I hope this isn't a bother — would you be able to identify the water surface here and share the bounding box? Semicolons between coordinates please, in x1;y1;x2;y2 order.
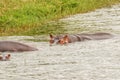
0;4;120;80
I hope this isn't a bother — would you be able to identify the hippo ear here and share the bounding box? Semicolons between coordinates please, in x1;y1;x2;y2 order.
63;35;68;40
8;54;11;57
63;35;69;43
49;34;53;38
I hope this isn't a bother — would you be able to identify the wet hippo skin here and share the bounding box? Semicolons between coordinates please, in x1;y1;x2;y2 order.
0;41;38;52
49;32;113;45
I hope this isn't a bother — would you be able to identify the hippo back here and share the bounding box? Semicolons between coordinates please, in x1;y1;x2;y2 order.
0;41;38;52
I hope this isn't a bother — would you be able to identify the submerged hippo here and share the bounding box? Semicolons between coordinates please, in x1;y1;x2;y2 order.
0;41;38;52
49;32;113;45
0;53;11;61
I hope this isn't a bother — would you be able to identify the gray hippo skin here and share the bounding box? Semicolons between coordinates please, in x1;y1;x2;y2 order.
0;41;38;52
49;32;113;45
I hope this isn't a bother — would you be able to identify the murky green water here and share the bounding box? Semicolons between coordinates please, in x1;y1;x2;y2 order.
0;4;120;80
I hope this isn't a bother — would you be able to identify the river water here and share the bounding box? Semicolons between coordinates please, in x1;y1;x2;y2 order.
0;4;120;80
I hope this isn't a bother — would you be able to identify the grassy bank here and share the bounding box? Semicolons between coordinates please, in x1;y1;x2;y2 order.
0;0;120;36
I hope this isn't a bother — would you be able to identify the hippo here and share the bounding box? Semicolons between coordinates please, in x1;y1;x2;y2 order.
49;32;113;45
0;53;11;61
0;41;38;52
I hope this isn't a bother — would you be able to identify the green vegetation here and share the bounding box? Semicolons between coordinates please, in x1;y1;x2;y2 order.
0;0;120;36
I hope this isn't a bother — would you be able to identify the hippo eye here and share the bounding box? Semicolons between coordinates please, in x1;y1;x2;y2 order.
57;40;62;44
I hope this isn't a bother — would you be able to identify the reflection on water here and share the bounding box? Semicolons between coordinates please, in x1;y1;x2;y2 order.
0;4;120;80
